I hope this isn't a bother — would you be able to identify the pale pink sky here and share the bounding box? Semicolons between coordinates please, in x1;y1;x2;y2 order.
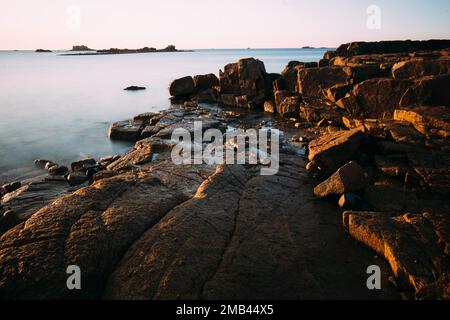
1;0;449;50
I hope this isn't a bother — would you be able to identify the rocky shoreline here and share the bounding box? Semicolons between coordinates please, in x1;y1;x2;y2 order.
1;40;449;300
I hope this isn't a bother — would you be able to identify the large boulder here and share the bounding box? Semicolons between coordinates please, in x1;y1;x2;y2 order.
169;76;195;97
399;74;450;107
392;58;450;79
280;61;303;93
314;161;368;198
308;127;366;175
353;78;412;118
298;67;348;100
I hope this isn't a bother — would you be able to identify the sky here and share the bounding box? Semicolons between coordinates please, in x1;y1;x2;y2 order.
0;0;449;50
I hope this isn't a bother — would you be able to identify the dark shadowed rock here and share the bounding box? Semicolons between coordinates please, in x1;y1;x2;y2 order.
314;161;368;198
326;83;353;102
65;172;89;186
277;96;301;118
193;74;219;90
298;67;348;100
394;106;450;138
109;120;144;142
343;211;450;299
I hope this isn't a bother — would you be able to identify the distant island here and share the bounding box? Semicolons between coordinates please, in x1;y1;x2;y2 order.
35;49;52;53
70;45;95;51
62;45;190;56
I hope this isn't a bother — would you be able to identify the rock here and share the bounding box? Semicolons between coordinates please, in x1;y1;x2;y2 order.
318;59;329;67
392;58;450;79
109;120;143;142
274;90;292;108
71;158;97;173
99;155;121;167
394;106;450;138
193;74;219;90
363;182;418;212
280;61;302;93
220;94;236;107
335;40;450;57
34;159;53;168
0;180;68;224
124;86;146;91
343;211;450;299
264;101;276;113
195;88;219;103
35;49;52;53
308;127;366;175
326;83;353;102
45;162;57;171
343;64;388;84
353;78;412;118
1;181;22;194
0;211;19;237
47;165;69;176
140;125;161;139
169;76;195;97
133;112;157;123
65;172;89;186
297;67;348;100
399;74;450;108
338;193;363;210
314;161;368;198
277;96;301;118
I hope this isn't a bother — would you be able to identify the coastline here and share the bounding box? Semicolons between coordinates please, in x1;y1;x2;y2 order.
1;39;449;300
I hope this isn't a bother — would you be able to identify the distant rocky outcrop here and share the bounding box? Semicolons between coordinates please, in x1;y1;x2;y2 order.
70;45;94;51
35;49;52;53
1;39;450;300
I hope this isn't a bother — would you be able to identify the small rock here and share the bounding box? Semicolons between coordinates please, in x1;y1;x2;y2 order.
2;181;22;194
264;101;276;113
71;158;97;173
34;159;53;168
314;161;368;198
184;100;198;108
65;173;89;186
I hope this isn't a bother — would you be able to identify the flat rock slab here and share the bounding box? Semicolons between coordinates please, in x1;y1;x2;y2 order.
343;211;450;299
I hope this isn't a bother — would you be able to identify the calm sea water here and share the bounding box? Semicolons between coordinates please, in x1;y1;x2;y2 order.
0;48;328;181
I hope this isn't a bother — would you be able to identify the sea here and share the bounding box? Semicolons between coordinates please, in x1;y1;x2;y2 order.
0;48;329;182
